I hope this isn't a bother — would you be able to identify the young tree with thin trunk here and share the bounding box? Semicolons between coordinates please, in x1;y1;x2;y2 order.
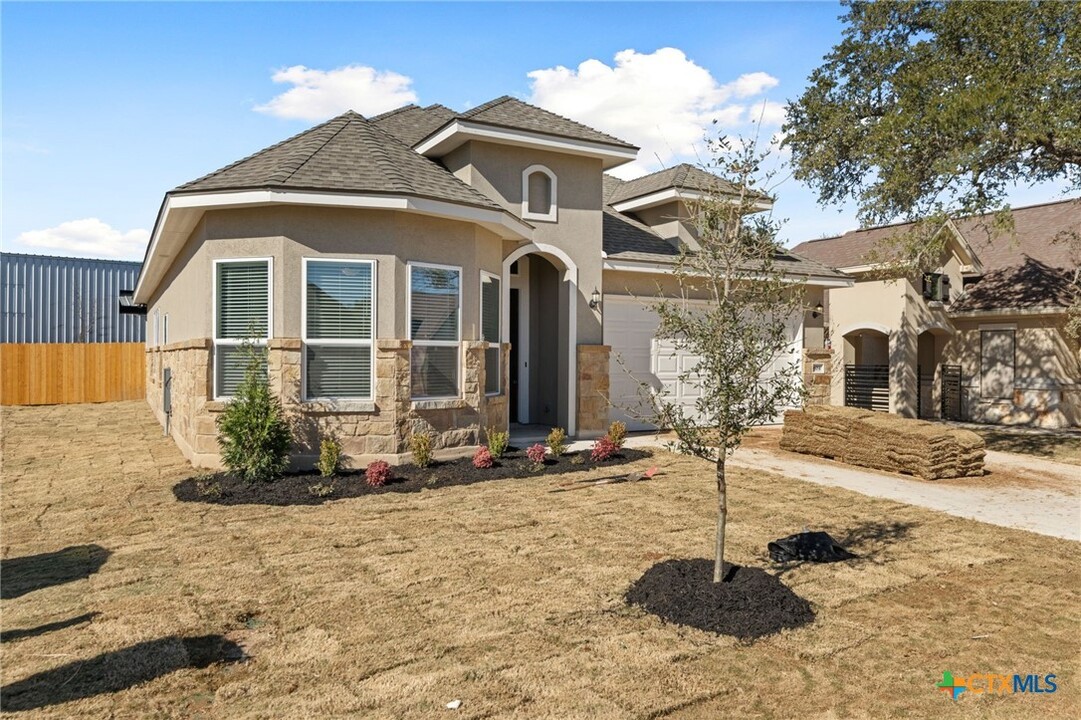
638;135;805;583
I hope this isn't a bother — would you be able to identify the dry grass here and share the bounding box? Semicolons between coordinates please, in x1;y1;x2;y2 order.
969;426;1081;467
1;401;1078;719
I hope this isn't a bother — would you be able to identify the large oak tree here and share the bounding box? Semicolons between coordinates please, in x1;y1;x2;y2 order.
783;0;1080;225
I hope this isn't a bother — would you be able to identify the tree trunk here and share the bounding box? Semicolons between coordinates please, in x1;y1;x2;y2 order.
714;453;728;583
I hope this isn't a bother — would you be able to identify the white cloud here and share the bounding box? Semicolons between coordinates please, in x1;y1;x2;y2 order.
254;64;418;121
527;48;781;178
16;218;149;259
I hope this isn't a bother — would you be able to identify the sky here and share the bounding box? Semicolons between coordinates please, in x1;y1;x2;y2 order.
1;1;1071;260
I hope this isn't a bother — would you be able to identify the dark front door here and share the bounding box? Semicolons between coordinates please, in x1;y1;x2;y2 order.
509;288;520;422
941;365;962;420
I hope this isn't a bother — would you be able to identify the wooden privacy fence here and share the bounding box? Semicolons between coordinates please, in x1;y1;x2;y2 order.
1;343;145;406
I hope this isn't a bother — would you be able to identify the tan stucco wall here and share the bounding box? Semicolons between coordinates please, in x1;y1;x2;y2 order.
442;141;604;345
632;201;697;250
146;205;505;345
944;315;1080;427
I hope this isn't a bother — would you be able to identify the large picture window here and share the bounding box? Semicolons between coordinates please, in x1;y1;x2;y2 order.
214;259;271;398
409;263;461;398
303;259;375;400
480;272;501;394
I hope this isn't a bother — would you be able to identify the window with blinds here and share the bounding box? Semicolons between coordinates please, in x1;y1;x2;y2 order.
481;273;500;394
303;259;375;400
410;263;461;398
214;259;270;398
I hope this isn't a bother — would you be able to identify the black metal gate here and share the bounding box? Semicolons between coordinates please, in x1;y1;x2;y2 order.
941;365;962;420
844;364;890;412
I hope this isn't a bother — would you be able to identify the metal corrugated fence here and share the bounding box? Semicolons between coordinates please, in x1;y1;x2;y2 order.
1;253;146;343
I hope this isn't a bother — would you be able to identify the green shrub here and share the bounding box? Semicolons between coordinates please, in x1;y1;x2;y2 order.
569;454;585;465
546;427;567;457
195;475;223;499
485;427;510;458
216;344;292;482
607;420;627;449
308;481;335;498
317;437;342;477
410;432;434;468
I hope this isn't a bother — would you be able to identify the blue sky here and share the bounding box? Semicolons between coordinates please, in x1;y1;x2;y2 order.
1;1;1069;259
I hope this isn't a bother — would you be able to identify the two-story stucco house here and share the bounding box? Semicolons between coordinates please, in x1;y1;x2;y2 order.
133;96;848;467
792;198;1080;428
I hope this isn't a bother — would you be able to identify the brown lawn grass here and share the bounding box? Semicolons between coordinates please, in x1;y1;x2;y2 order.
1;401;1078;719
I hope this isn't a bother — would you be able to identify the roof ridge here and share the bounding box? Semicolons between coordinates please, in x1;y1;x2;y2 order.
369;104;418;122
459;95;515;118
363;120;420;192
272;115;355;185
174;113;348;191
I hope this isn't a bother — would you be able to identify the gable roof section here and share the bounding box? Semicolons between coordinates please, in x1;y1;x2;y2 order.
791;198;1080;273
950;258;1076;313
458;96;636;150
601;176;847;280
371;103;457;147
175;111;503;212
607;163;744;205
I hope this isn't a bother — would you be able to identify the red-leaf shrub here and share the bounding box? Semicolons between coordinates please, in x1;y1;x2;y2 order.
591;436;618;461
472;446;494;469
526;443;547;466
365;460;391;487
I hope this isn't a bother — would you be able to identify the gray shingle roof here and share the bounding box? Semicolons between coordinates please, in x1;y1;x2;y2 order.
791;198;1080;273
371;103;457;147
457;96;637;149
602;177;846;278
951;258;1075;312
606;163;753;204
174;111;504;212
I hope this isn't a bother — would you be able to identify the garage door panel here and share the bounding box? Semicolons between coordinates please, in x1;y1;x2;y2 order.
604;295;803;431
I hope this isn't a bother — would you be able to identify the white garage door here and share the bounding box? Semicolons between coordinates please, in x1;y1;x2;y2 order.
603;295;803;431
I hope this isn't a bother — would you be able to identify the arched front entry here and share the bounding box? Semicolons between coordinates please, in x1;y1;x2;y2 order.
841;325;890;412
502;243;578;436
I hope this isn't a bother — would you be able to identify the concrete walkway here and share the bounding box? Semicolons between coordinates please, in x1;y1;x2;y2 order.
548;433;1081;541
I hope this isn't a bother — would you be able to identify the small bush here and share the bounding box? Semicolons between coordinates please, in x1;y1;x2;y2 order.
195;475;223;499
486;427;510;458
607;421;627;449
365;460;391;488
308;481;335;498
569;454;585;465
216;344;292;482
410;432;434;468
472;447;494;469
546;427;567;457
591;435;619;462
526;443;547;471
317;437;342;477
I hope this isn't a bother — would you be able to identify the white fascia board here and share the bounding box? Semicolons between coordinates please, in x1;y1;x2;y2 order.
602;258;853;287
611;188;773;214
134;189;532;303
415;120;639;169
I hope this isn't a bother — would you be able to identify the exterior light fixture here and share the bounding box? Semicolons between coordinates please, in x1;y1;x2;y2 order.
589;288;601;309
812;302;824;319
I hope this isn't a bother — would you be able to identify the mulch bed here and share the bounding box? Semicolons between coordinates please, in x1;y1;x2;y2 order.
173;447;652;506
625;558;815;640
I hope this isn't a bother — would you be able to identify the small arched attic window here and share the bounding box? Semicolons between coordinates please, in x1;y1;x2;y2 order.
521;165;557;222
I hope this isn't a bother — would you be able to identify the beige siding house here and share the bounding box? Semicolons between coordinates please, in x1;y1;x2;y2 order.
133;97;847;468
792;199;1080;428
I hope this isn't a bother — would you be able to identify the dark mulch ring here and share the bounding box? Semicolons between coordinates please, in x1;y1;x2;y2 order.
173;447;652;506
625;558;815;641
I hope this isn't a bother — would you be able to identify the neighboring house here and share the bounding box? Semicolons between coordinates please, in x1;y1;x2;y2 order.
133;96;848;468
1;252;145;343
792;199;1080;428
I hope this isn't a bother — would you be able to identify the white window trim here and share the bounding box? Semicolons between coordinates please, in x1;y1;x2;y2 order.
212;257;274;400
521;164;557;222
408;261;463;400
301;257;377;402
152;309;160;347
480;270;502;396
